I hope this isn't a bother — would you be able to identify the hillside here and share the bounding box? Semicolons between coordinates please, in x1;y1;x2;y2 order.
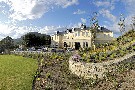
78;30;135;63
32;30;135;90
14;37;23;45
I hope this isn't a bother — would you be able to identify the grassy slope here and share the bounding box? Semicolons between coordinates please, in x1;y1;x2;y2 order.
78;30;135;62
0;55;38;90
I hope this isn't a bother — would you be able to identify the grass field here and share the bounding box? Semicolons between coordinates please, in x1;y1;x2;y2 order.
0;55;38;90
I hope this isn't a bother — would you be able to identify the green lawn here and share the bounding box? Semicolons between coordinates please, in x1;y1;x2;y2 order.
0;55;38;90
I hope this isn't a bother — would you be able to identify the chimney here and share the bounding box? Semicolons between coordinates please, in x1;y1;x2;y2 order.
81;24;86;29
56;31;59;34
72;28;75;32
66;29;69;33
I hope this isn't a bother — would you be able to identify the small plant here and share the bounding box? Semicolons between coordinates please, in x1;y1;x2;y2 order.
46;72;51;78
72;54;81;61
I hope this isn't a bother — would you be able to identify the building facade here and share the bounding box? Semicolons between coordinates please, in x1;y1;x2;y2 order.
51;24;113;49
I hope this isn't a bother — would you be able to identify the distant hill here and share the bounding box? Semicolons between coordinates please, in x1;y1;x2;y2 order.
13;37;23;45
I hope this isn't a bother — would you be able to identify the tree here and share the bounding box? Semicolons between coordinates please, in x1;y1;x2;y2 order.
0;36;14;49
90;12;99;50
131;16;135;30
118;14;125;35
23;33;36;47
0;36;14;53
23;32;51;47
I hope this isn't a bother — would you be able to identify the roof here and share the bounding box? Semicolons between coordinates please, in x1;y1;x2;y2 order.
52;25;112;36
97;27;112;32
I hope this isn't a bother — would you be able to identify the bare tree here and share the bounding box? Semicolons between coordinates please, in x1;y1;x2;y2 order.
90;12;99;50
131;16;135;30
118;14;125;35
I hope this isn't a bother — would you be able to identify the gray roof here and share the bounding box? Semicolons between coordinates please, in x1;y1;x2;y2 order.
97;27;112;32
54;26;112;36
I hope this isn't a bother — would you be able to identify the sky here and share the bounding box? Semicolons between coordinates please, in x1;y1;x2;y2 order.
0;0;135;40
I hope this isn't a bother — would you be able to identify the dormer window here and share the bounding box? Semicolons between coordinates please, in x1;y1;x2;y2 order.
66;29;69;33
72;28;75;32
56;31;59;34
98;26;101;30
81;24;86;29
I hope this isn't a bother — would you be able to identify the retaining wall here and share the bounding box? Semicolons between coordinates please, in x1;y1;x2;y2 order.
69;52;135;79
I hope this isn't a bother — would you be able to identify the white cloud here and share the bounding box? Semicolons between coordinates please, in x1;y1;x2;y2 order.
81;18;86;24
122;0;135;14
94;0;135;37
39;26;65;35
0;23;38;40
72;22;82;28
107;22;119;32
73;9;86;14
56;0;79;8
0;22;67;40
94;1;110;7
105;15;134;35
94;0;116;10
99;9;116;22
1;0;79;21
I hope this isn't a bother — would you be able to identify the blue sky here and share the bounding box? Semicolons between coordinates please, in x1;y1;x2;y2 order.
0;0;135;39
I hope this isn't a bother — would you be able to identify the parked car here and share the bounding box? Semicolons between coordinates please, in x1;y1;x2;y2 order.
66;48;74;52
37;49;42;52
42;47;48;52
14;48;22;51
51;48;56;52
56;49;65;53
28;47;36;51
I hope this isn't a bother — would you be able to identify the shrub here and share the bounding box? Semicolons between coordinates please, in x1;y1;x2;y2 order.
72;54;81;61
46;72;51;79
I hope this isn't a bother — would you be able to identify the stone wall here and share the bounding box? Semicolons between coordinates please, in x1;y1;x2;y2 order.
69;52;135;79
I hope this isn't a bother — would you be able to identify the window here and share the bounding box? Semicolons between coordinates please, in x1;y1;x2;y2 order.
67;36;69;39
86;32;89;37
72;42;74;47
75;33;77;37
55;35;56;40
86;42;88;47
78;31;80;36
69;42;71;47
83;42;85;48
82;32;85;36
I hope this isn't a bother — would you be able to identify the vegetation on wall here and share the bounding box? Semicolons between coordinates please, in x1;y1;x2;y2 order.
77;30;135;63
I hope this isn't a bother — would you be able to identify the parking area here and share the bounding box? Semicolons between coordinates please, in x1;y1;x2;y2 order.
12;47;75;54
